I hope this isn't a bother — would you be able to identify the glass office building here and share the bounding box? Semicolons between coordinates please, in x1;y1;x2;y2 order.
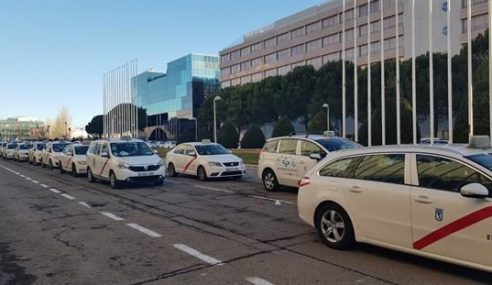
132;53;219;118
0;117;44;141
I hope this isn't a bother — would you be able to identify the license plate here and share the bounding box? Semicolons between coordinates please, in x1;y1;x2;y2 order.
138;172;153;177
226;167;239;172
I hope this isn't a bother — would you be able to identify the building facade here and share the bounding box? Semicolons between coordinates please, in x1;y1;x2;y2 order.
0;117;44;141
220;0;488;88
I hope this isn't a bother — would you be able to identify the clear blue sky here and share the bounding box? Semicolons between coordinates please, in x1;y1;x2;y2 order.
0;0;325;127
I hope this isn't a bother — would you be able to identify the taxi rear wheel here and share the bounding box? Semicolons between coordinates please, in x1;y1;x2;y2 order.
197;166;207;181
110;171;119;189
49;160;54;170
167;163;177;177
59;164;65;174
315;203;355;250
87;168;95;183
262;169;279;192
72;164;78;177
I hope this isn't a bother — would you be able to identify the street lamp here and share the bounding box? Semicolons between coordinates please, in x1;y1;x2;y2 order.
64;121;68;140
213;96;221;143
322;103;330;132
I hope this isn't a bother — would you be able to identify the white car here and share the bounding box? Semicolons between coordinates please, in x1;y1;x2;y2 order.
29;142;45;165
4;143;18;159
258;135;360;191
14;143;32;162
86;139;165;189
166;142;245;181
0;142;6;157
59;144;89;176
298;137;492;273
41;141;70;169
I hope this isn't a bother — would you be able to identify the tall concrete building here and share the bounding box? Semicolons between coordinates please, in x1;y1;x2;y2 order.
220;0;489;88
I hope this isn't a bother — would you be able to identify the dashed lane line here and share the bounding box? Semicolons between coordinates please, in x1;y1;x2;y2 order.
78;202;91;208
100;211;125;221
173;244;223;266
127;223;162;238
39;184;49;188
61;193;76;200
31;180;40;184
25;177;32;181
193;185;233;194
49;188;61;194
246;277;275;285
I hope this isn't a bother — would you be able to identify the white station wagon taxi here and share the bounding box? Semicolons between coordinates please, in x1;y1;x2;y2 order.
166;141;245;181
86;139;165;189
298;136;492;273
59;144;89;176
41;141;70;169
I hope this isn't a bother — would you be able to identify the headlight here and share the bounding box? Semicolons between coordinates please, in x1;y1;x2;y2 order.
118;162;130;169
208;161;222;167
239;159;244;165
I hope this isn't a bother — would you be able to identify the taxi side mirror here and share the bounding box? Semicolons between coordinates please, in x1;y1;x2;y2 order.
309;153;322;161
460;183;489;199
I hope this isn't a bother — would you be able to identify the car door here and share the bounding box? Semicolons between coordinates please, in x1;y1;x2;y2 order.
171;145;187;173
342;153;414;248
297;140;326;179
276;139;300;187
410;154;492;268
98;143;111;179
60;146;69;170
42;143;51;163
89;143;103;176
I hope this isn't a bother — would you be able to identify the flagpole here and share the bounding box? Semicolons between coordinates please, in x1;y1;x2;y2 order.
367;0;372;146
467;0;473;138
429;0;434;145
412;0;417;144
396;0;401;144
380;0;385;145
354;0;358;142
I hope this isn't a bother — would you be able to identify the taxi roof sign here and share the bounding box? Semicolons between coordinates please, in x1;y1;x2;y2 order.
201;139;212;144
323;131;336;137
468;135;491;149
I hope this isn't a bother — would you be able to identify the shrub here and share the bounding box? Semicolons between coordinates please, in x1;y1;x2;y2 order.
308;111;327;135
241;126;266;148
272;117;295;137
217;122;239;148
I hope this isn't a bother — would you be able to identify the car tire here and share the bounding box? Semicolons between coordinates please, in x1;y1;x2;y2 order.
72;164;78;177
154;178;164;186
167;163;177;177
87;168;95;183
110;171;119;189
60;164;65;174
262;169;279;192
232;175;242;181
315;203;355;250
197;166;207;181
41;159;46;168
49;160;54;170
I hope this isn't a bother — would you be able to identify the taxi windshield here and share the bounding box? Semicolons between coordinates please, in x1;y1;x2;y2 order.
36;144;45;150
315;138;361;152
467;153;492;171
110;142;154;157
53;143;68;152
195;144;229;156
74;146;89;155
19;144;30;150
7;144;17;149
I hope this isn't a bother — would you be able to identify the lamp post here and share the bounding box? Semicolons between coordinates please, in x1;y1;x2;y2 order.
213;96;221;143
64;121;68;140
322;103;330;132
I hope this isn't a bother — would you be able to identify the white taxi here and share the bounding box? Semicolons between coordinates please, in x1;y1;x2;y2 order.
298;136;492;273
41;141;70;169
166;141;245;181
29;142;45;165
14;142;32;162
4;143;18;160
258;135;360;191
59;144;89;176
86;139;165;189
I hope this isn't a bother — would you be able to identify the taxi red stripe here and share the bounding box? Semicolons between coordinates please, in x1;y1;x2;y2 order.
413;205;492;250
98;159;110;176
183;157;197;172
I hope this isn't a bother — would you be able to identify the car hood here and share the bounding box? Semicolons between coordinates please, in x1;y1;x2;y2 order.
114;155;161;165
199;154;241;163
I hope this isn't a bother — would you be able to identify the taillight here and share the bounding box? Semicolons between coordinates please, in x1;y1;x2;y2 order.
298;176;310;187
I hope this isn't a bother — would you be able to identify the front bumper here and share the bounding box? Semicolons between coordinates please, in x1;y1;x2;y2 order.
18;153;29;161
115;167;166;182
207;165;246;178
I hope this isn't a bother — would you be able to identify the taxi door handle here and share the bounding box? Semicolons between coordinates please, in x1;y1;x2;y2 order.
414;195;433;204
349;185;362;193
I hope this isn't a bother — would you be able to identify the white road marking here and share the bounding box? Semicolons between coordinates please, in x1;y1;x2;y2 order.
193;185;233;194
61;193;76;200
78;202;91;208
248;195;293;205
13;172;19;175
31;180;39;184
25;177;32;181
100;211;124;221
19;175;25;178
246;277;275;285
127;223;162;238
49;188;61;194
39;184;49;188
173;244;223;265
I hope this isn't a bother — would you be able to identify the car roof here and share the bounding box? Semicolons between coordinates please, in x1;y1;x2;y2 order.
179;142;220;147
267;135;347;141
92;139;143;143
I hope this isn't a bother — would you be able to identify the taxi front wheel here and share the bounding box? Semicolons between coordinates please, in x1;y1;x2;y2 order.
262;169;279;192
197;166;207;181
315;203;355;250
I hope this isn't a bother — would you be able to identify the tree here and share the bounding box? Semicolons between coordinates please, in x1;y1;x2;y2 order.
241;126;266;148
85;115;103;137
52;107;72;139
217;121;239;148
272;117;295;137
308;111;327;135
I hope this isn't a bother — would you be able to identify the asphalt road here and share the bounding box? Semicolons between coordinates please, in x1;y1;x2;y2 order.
0;160;491;285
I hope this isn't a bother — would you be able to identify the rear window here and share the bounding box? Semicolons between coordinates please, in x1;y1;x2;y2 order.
7;144;17;149
262;140;278;153
278;139;297;155
315;138;360;152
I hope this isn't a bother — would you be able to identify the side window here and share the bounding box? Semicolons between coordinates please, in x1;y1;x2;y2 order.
88;143;95;154
353;154;405;184
262;140;278;153
319;157;358;178
300;141;326;158
174;145;185;155
93;143;102;155
100;144;109;156
184;145;196;156
278;139;297;155
417;155;492;194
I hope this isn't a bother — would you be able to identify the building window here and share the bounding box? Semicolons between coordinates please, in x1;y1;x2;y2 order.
371;20;381;33
291;27;305;39
346;48;355;60
371;41;381;54
323;52;340;63
306;39;322;52
231;64;241;73
442;25;448;36
306;21;322;34
277;65;291;76
231;50;240;60
323;33;340;46
251;57;263;68
370;0;380;13
472;14;489;32
221;67;230;77
277;49;290;60
265;37;276;48
359;4;368;17
252;72;263;82
345;9;354;20
277;32;290;44
251;42;262;53
359;44;368;56
384;37;396;50
241;75;251;84
359;24;368;37
384;16;396;30
221;54;230;63
231;78;241;86
265;69;277;78
322;14;339;29
307;57;323;69
291;61;305;70
345;29;354;42
291;44;305;56
442;1;448;12
241;46;250;57
265;53;277;64
240;61;251;72
221;81;231;88
383;0;393;9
